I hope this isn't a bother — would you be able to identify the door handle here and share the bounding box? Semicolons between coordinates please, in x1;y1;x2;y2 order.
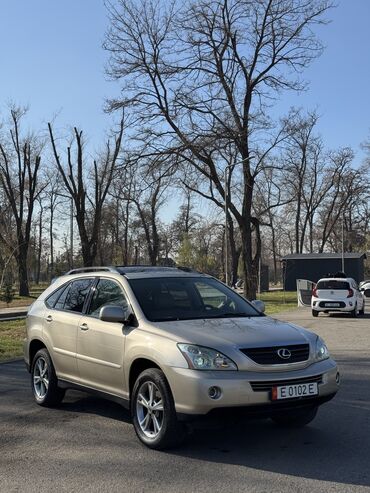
45;315;53;322
79;323;89;331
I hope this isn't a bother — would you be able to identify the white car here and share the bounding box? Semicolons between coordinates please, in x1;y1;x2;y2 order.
311;277;365;317
359;280;370;293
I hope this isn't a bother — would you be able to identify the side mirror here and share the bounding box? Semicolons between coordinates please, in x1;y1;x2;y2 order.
251;299;266;313
364;289;370;298
99;305;132;324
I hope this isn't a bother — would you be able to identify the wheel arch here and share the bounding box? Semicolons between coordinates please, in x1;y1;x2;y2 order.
129;358;165;397
29;339;48;366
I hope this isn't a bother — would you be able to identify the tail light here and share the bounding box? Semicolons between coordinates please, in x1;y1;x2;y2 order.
347;289;353;298
312;286;318;298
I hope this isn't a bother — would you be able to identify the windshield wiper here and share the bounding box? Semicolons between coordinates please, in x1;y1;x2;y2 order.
208;312;252;318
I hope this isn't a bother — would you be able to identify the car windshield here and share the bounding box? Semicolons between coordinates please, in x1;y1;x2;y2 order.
128;276;262;322
317;280;350;290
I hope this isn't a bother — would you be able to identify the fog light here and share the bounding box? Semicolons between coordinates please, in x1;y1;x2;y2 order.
336;372;340;385
208;386;222;400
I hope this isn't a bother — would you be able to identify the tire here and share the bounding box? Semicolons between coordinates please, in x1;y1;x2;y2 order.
359;302;365;316
31;348;65;407
271;406;318;428
131;368;185;450
312;309;318;317
350;305;358;318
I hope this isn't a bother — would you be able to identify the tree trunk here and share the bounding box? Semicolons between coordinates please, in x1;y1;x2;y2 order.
36;209;43;284
227;215;240;287
271;225;278;284
49;206;54;281
239;223;258;300
18;245;29;297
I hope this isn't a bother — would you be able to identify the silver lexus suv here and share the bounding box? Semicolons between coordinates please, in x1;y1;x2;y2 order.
24;266;339;449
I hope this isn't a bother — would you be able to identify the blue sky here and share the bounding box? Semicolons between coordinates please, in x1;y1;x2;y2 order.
0;0;369;164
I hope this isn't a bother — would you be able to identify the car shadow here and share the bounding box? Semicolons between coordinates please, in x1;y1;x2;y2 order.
57;367;370;488
60;390;132;424
327;312;370;319
168;356;370;488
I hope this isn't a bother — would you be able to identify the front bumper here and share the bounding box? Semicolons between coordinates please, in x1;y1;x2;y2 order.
166;358;339;415
23;338;30;372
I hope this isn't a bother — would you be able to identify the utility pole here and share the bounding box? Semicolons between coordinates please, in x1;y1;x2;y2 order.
341;212;345;272
70;199;74;269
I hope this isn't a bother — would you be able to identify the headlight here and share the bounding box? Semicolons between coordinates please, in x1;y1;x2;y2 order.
315;337;330;361
177;344;238;370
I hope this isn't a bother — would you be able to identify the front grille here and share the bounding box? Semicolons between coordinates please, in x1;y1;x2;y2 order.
240;344;310;364
250;374;323;392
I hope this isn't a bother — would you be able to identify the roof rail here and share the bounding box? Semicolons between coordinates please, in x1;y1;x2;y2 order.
65;266;119;275
116;265;177;274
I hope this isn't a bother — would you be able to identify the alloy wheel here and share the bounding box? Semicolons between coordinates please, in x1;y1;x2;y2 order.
136;381;164;438
33;356;49;399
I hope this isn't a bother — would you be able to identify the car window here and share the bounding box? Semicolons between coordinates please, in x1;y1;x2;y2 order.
128;276;261;322
54;285;70;310
195;281;228;308
45;283;69;309
87;278;128;318
317;280;350;290
62;278;94;313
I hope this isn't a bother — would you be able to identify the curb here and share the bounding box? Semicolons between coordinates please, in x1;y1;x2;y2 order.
0;316;27;321
0;357;23;365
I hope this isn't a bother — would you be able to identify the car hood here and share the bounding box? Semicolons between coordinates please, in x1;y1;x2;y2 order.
153;315;315;350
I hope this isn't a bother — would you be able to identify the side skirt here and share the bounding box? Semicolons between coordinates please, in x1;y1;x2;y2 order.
58;379;130;410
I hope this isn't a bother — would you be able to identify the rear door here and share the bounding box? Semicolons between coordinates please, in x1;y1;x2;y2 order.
43;278;94;383
76;278;129;396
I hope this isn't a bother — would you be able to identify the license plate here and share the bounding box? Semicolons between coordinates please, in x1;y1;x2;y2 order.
272;382;318;400
325;303;340;307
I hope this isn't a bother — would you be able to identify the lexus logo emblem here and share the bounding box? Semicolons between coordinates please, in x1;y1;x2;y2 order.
277;348;292;360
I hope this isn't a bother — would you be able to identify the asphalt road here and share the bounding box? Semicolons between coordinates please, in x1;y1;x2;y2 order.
1;307;370;493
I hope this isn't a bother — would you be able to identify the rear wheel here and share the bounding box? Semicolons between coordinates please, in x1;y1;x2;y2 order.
31;348;65;407
131;368;185;450
350;305;358;318
312;309;319;317
271;406;318;427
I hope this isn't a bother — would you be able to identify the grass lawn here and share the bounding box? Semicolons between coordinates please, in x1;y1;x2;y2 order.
258;290;298;315
0;283;48;309
0;319;26;362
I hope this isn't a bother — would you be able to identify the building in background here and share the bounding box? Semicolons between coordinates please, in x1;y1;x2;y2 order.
281;253;367;291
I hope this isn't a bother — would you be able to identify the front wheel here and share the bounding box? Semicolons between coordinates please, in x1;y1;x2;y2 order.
31;348;65;407
312;309;318;317
131;368;185;450
271;406;318;427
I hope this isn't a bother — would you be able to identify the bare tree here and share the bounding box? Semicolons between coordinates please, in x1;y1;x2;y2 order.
130;160;172;265
43;170;63;280
0;106;43;296
35;196;44;284
105;0;332;298
48;118;124;266
316;150;365;252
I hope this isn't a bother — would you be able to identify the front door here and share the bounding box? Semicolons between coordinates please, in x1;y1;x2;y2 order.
76;278;128;396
